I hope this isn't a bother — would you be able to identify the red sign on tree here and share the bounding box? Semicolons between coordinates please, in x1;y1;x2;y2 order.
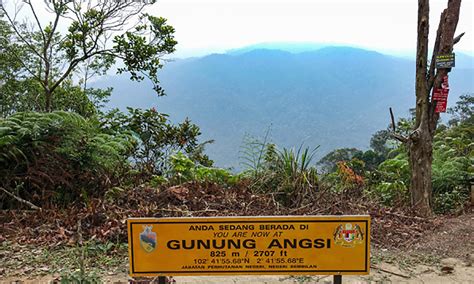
433;76;449;113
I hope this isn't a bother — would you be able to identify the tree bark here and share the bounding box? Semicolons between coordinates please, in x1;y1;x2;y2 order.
410;0;432;216
409;0;462;217
45;89;52;112
408;131;433;216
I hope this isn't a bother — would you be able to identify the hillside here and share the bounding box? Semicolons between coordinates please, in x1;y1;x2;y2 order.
100;46;474;168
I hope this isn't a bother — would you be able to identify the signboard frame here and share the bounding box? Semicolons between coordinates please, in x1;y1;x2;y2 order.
435;53;455;69
127;215;371;277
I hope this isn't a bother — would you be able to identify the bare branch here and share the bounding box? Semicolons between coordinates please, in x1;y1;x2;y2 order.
427;10;446;90
0;187;42;211
25;0;46;43
46;7;62;48
388;107;408;143
3;44;44;84
453;32;465;45
0;4;45;60
389;107;396;132
390;132;408;143
49;48;114;93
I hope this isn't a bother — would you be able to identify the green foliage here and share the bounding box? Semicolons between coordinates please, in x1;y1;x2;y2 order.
114;14;177;95
60;270;100;284
50;82;112;118
0;17;32;117
370;130;393;157
241;133;319;206
0;1;176;114
239;130;272;178
59;240;121;283
101;108;213;179
353;150;385;171
368;128;401;161
168;152;237;185
317;148;362;174
433;189;467;215
0;16;109;118
0;107;215;201
448;93;474;126
149;175;169;188
322;160;365;193
370;153;410;205
0;111;136;207
367;112;472;211
277;146;319;192
431;120;473;213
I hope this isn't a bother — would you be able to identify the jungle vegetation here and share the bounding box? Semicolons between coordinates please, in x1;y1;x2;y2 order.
0;0;472;216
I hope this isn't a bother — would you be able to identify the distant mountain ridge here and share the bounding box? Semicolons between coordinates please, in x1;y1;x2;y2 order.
226;42;331;55
97;46;474;169
225;42;474;65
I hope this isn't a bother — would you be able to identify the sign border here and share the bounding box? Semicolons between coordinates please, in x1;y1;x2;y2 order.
128;216;370;275
435;53;455;69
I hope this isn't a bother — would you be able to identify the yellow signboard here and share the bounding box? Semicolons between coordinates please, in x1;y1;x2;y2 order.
127;215;370;277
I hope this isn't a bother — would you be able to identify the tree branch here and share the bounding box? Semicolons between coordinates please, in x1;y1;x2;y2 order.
428;0;462;133
0;187;42;211
453;32;465;44
49;48;114;94
389;107;408;143
25;0;46;43
389;107;396;132
427;10;446;90
414;0;430;129
0;5;45;61
391;133;408;143
4;46;44;84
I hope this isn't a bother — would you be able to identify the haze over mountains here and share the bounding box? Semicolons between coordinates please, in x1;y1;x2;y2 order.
98;45;474;169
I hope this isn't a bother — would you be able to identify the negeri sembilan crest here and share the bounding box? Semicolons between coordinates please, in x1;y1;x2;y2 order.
140;225;157;253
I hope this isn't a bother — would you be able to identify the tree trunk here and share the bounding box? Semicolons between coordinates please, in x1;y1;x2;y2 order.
408;129;433;216
45;89;53;112
407;0;462;217
410;0;433;216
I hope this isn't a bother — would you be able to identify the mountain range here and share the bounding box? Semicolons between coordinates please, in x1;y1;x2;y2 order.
96;45;474;169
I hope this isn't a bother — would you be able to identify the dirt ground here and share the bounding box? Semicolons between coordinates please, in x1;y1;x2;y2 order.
1;182;473;284
2;261;474;284
1;213;473;283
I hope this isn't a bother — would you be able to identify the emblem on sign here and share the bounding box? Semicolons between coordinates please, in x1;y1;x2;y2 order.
333;223;364;247
140;225;157;253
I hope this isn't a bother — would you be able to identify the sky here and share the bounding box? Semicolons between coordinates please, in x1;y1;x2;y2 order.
146;0;474;58
2;0;473;58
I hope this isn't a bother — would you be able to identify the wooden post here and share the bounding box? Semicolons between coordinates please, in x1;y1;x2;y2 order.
334;211;343;283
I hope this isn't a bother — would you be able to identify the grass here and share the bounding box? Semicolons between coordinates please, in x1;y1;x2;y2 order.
371;247;441;274
0;241;128;279
0;241;450;282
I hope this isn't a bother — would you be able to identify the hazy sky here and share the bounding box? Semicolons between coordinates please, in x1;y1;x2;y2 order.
148;0;474;57
3;0;473;58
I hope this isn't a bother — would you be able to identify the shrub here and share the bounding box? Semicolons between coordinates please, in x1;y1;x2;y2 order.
100;107;213;179
367;120;472;211
433;188;469;214
368;153;409;206
336;161;365;188
240;134;319;206
0;111;136;208
431;123;472;213
168;152;238;185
